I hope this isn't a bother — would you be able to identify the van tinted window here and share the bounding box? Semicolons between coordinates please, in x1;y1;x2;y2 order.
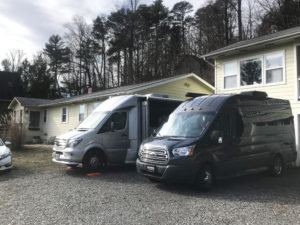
100;112;127;132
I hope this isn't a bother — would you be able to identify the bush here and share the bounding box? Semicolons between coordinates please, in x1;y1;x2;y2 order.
5;123;24;151
45;136;56;145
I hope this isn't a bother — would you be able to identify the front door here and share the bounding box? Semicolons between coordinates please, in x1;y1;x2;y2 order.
100;111;130;164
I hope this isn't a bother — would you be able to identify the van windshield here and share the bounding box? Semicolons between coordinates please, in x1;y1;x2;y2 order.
77;111;109;130
156;112;214;138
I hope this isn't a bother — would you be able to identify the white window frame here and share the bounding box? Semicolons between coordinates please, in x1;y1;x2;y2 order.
61;107;68;123
239;56;263;88
222;50;286;91
43;109;48;124
78;104;87;122
93;102;100;110
223;60;238;89
264;51;285;85
295;44;300;101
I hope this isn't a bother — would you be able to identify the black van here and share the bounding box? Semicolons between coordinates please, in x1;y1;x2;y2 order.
136;91;297;190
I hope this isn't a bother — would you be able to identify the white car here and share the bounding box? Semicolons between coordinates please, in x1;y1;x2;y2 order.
0;138;12;171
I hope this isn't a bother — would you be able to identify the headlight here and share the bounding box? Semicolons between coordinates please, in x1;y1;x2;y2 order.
172;145;195;157
66;138;82;148
0;152;11;160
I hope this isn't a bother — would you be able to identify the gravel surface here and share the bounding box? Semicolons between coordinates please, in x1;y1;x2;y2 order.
1;166;300;225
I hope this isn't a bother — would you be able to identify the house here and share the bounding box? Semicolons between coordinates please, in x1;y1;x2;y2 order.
8;73;214;143
203;26;300;165
0;72;24;118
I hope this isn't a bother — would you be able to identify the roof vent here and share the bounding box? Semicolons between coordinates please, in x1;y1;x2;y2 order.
240;91;268;98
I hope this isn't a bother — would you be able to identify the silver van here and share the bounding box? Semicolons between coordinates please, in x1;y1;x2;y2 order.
52;94;181;171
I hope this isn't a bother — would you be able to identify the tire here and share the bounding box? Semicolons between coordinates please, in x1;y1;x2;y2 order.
195;164;214;191
148;177;160;183
270;155;284;177
83;151;105;172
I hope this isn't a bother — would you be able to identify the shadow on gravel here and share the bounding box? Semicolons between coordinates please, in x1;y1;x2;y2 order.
155;168;300;205
0;166;34;181
64;165;145;184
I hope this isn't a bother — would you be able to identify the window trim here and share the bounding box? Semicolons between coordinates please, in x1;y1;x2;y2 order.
264;50;285;85
294;44;300;102
43;109;48;124
61;107;68;123
78;104;87;122
223;60;238;89
20;110;23;124
28;110;41;130
222;50;286;91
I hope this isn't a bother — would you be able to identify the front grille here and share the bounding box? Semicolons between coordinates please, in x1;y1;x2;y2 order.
54;139;67;149
140;146;169;165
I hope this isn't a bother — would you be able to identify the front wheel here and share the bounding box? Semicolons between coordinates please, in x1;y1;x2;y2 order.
270;155;284;177
195;164;214;191
83;151;105;172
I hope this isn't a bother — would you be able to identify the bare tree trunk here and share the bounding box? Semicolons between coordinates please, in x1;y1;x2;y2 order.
238;0;243;40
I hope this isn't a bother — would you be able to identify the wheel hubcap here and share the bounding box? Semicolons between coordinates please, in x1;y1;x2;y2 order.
204;170;212;184
90;156;100;168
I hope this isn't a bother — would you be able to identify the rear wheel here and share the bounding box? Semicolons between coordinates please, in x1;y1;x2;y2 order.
195;164;214;191
270;155;284;177
83;151;105;172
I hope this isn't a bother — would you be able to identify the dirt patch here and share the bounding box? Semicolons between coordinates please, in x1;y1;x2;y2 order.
11;144;63;171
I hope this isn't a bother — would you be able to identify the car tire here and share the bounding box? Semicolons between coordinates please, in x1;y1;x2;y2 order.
83;151;104;172
195;164;214;192
270;155;284;177
148;177;160;183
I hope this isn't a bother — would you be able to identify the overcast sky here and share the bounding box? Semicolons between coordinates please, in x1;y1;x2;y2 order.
0;0;206;62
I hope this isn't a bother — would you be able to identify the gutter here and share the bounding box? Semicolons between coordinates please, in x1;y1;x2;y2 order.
203;31;300;58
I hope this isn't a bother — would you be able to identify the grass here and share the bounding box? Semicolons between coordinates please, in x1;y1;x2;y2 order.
12;144;63;170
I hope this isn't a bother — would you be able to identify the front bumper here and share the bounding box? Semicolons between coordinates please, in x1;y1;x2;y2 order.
52;148;83;165
0;156;12;171
136;158;198;184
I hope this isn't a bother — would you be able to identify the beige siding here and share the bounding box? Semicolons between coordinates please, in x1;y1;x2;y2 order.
137;76;213;99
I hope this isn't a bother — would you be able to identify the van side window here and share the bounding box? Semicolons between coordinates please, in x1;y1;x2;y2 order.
100;112;127;133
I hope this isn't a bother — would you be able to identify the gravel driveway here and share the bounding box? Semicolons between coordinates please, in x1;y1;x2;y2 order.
1;166;300;225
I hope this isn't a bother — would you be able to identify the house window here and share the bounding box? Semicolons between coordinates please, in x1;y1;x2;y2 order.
223;61;237;89
61;107;68;123
240;58;262;86
43;110;47;123
20;110;23;123
29;111;40;130
265;52;284;84
223;51;285;90
78;104;86;122
93;102;100;110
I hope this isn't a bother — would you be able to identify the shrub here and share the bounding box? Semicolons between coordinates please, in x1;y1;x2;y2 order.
6;123;24;150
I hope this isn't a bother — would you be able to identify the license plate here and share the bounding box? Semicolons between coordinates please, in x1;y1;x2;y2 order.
146;165;155;173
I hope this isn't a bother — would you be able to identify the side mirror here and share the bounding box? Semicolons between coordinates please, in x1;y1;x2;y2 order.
210;130;223;144
110;121;115;132
5;141;11;145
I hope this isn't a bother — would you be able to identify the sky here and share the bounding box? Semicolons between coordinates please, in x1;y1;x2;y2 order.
0;0;206;63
